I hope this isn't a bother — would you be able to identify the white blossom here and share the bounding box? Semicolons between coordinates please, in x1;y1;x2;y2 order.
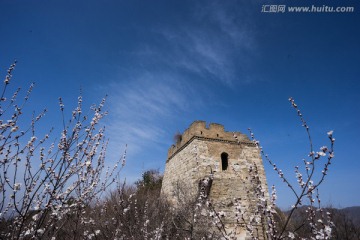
317;151;326;157
13;183;21;191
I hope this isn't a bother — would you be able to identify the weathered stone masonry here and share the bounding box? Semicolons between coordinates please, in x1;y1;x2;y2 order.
161;121;269;239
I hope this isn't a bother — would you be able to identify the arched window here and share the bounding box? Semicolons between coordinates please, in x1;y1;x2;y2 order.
221;152;228;171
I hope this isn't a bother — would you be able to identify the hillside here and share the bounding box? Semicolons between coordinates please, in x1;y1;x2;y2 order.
284;205;360;239
340;206;360;226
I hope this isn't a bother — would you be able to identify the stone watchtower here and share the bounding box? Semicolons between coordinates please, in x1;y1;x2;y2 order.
161;121;269;239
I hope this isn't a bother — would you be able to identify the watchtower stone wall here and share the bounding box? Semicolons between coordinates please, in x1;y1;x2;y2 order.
161;121;269;239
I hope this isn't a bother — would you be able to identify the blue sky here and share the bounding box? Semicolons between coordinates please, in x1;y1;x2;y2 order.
0;0;359;209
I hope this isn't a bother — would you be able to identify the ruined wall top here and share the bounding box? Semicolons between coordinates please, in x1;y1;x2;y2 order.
167;121;253;160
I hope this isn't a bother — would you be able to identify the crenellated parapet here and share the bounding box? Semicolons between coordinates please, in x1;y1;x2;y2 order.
167;121;253;161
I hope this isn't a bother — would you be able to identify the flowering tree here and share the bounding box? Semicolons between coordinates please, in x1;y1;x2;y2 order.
190;98;336;240
230;97;335;239
0;61;124;239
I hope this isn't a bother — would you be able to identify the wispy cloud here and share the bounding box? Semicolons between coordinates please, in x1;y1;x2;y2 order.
102;2;257;178
104;72;198;159
150;2;256;85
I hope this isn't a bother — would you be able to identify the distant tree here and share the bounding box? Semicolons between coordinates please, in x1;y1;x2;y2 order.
330;208;360;240
173;131;182;144
135;169;163;192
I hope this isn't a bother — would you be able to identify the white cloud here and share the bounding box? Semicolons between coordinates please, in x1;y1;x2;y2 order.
149;2;256;86
101;2;257;179
104;71;198;162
